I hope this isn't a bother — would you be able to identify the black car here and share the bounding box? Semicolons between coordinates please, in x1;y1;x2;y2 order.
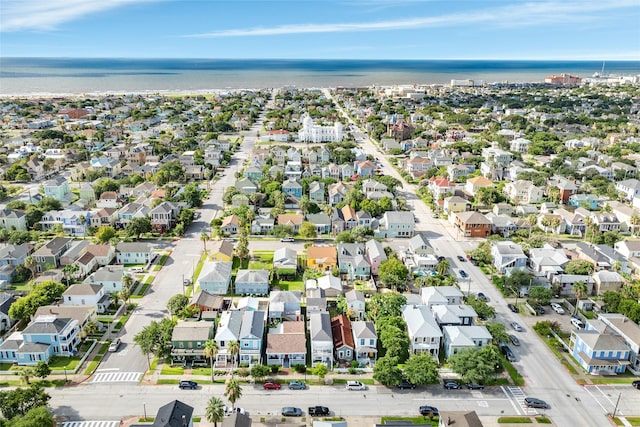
467;383;485;390
178;380;198;390
477;292;489;302
397;380;416;389
508;303;519;313
457;255;466;262
524;397;549;409
632;380;640;389
509;334;521;346
500;344;517;362
419;406;439;416
443;381;461;389
459;270;468;278
535;305;545;315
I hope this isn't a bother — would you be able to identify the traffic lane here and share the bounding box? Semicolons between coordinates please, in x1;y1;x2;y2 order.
583;384;640;417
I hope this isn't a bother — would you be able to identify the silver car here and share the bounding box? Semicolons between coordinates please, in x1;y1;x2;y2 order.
511;321;524;332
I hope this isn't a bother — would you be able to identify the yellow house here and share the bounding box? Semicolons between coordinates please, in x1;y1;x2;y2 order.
465;176;493;196
307;245;338;271
209;240;234;263
443;195;470;215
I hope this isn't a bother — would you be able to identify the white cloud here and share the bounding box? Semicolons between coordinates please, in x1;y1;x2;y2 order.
186;0;638;38
0;0;157;32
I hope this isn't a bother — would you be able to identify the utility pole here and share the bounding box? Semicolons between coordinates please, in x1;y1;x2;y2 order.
612;392;622;418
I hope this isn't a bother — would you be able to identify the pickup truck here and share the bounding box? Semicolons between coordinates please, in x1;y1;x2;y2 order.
308;406;330;416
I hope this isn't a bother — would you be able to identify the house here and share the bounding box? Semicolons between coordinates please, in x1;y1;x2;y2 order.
273;247;298;277
365;239;387;275
548;176;579;204
43;176;72;203
83;265;125;293
465;176;493;196
116;242;154;265
328;182;349;206
331;314;355;363
503;180;544;204
147;400;194;427
408;234;433;256
150;202;182;232
0;315;81;366
491;241;528;274
282;179;303;199
485;213;517;237
33;305;96;338
442;325;493;358
402;305;442;359
345;289;366;320
306;213;332;235
452;211;491;238
309;311;334;369
376;211;415;238
431;304;478;327
317;274;343;297
593;270;624;295
341;205;358;230
170;321;215;366
197;262;233;294
234;177;258;194
571;319;631;375
84;244;116;267
32;237;73;272
277;213;304;233
238;310;265;365
234;269;270;295
0;209;27;231
266;320;306;368
209;240;234;263
352;320;378;366
237;296;259;311
528;245;570;275
251;215;275;234
421;286;464;307
190;291;225;315
569;194;600;210
213;310;242;367
307;245;338;271
268;290;301;321
221;215;241;235
598;313;640;374
62;283;110;313
96;191;119;208
0;243;30;268
510;137;531;153
616;179;640;201
309;181;325;203
0;292;16;332
428;177;456;200
337;243;370;280
552;274;595;296
443;196;470;215
614;240;640;260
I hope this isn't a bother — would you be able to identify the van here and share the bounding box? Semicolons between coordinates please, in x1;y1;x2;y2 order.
345;380;366;390
571;317;584;329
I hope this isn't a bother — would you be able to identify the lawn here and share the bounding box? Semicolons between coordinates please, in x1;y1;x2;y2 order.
591;377;638;385
160;366;184;375
502;356;524;386
248;260;272;270
272;277;304;292
497;417;532;423
381;417;438;426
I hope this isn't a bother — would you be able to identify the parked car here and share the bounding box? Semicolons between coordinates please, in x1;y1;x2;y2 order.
263;381;281;390
443;381;461;389
457;255;466;262
224;237;235;242
178;380;198;390
224;407;246;416
551;302;565;314
308;406;330;416
477;292;489;302
288;381;306;390
509;334;521;346
508;303;519;313
281;407;303;417
280;237;295;242
397;380;416;389
535;305;545;315
632;380;640;389
108;337;121;352
511;321;524;332
459;270;468;278
345;380;366;390
571;317;585;329
419;406;439;416
466;383;485;390
524;397;549;409
500;344;517;362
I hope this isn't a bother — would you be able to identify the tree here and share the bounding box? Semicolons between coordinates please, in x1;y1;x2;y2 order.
204;339;219;380
572;281;589;314
167;294;189;316
125;216;151;238
485;322;509;344
95;225;116;243
469;241;492;265
373;355;403;386
180;183;203;207
32;362;50;380
466;296;496;320
23;256;36;281
200;232;209;252
504;269;533;296
299;221;317;238
224;379;243;409
0;384;50;420
565;259;595;275
449;345;502;384
227;340;240;368
402;354;439;385
9;281;66;321
9;405;55;427
312;362;328;380
366;293;406;322
133;317;177;360
378;257;409;291
436;258;450;276
250;364;271;382
235;230;250;267
475;187;502;206
205;396;225;427
526;214;538;237
62;263;79;286
18;368;34;385
528;286;553;306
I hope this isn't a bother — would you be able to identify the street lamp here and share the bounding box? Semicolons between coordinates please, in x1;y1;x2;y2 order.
63;367;68;383
143;402;147;421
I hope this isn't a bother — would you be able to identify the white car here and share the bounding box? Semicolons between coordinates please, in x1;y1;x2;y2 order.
571;317;584;329
550;302;565;314
108;338;121;352
345;380;366;390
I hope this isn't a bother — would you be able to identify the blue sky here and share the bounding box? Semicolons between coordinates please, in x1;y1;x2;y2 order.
1;0;639;59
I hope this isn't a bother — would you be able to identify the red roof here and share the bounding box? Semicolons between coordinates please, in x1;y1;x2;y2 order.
331;314;355;350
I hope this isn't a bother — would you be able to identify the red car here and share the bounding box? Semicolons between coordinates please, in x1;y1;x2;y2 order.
263;381;281;390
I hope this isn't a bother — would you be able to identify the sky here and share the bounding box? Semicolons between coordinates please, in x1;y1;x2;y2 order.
1;0;639;60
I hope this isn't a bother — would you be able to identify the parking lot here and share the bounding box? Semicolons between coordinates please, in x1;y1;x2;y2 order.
583;384;640;417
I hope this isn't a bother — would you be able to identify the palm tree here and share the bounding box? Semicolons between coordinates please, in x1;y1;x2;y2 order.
526;214;538;238
119;288;131;312
436;258;450;276
123;274;134;291
19;368;34;385
572;281;588;315
200;232;210;252
630;214;640;236
78;214;87;239
204;339;219;380
205;396;225;427
62;264;79;286
224;378;243;410
227;340;240;368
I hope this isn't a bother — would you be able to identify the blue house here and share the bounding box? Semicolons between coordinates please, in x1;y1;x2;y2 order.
571;319;631;375
0;315;81;366
282;179;303;199
197;262;233;294
239;310;265;366
569;194;599;211
235;269;270;295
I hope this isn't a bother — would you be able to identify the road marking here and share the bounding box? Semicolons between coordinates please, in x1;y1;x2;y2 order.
583;385;610;414
94;368;119;372
92;371;143;383
478;401;488;407
61;422;120;427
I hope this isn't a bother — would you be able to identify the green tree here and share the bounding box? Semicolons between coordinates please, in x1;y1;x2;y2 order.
166;294;189;316
504;269;534;296
62;264;79;286
200;232;209;251
565;259;595;275
227;340;240;368
485;322;509;344
436;258;450;276
378;257;409;291
95;225;116;243
449;345;502;384
528;286;553;306
125;216;151;238
133;317;176;360
469;241;492;264
180;183;203;207
402;354;439;385
205;396;225;427
466;296;496;320
32;362;50;380
0;384;50;420
366;293;407;321
312;362;328;380
204;339;220;380
372;355;403;386
250;364;271;382
224;379;243;409
299;221;318;238
9;405;55;427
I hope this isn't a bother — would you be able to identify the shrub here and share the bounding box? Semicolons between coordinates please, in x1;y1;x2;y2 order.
293;364;307;373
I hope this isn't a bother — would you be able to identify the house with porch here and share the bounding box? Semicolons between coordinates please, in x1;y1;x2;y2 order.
345;289;366;320
197;262;233;294
598;314;640;374
116;242;155;265
268;290;301;321
307;245;338;272
83;265;125;294
234;269;270;295
402;305;442;360
352;320;377;366
170;321;215;366
62;283;110;313
238;310;265;366
266;320;306;368
491;241;527;274
442;325;493;358
365;239;387;275
337;243;371;280
571;318;631;375
331;314;355;364
213;310;242;367
309;311;334;369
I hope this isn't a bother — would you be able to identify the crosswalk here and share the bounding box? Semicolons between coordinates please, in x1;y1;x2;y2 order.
61;422;120;427
505;386;538;415
91;371;143;383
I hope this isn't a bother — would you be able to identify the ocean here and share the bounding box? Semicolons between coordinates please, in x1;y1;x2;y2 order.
1;58;639;96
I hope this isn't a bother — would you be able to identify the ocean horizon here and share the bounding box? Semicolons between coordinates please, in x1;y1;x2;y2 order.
1;58;639;96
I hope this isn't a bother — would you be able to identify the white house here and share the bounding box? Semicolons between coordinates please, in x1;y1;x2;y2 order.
402;305;442;359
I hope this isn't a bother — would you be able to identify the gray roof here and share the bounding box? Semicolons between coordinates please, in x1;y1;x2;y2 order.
352;320;376;340
23;316;73;335
116;241;152;253
171;321;213;342
235;269;270;284
199;262;233;283
310;312;333;341
240;310;265;340
63;283;103;296
152;400;194;427
191;291;225;309
87;265;123;283
575;330;630;352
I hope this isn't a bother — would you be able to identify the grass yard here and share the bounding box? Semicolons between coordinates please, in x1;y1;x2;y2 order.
381;417;438;426
160;366;184;375
502;356;525;386
624;418;640;426
248;260;272;270
84;356;101;375
153;254;169;271
272;277;304;292
48;356;80;370
591;377;638;385
497;417;533;423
